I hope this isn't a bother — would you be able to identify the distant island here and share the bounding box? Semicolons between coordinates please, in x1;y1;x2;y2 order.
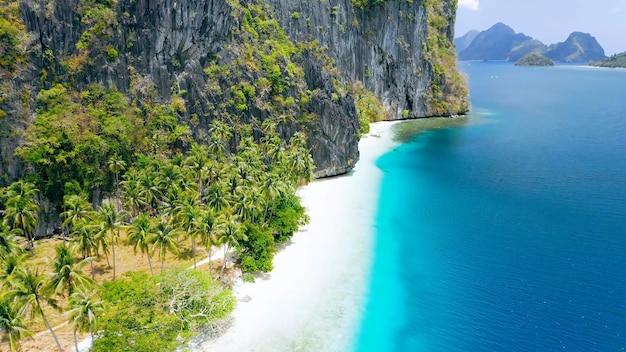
590;52;626;68
515;53;555;66
456;23;606;63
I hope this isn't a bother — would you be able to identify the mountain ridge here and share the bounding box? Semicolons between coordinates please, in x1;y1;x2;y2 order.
456;23;606;63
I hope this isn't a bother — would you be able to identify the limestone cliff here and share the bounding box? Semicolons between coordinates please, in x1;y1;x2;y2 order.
0;0;467;183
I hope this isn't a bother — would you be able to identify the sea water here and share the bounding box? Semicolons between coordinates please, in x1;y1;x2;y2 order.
355;63;626;351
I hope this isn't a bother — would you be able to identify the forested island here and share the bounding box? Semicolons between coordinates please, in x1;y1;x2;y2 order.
590;52;626;68
0;0;468;350
515;53;555;66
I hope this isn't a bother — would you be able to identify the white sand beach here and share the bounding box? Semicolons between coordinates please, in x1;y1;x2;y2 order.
196;121;400;352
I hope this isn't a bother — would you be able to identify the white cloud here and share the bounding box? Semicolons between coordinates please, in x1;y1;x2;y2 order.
458;0;479;11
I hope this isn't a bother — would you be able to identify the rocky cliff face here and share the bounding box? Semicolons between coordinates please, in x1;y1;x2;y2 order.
267;0;467;119
0;0;465;183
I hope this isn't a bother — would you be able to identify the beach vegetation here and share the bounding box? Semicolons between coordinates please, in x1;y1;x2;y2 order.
95;270;234;352
353;81;385;136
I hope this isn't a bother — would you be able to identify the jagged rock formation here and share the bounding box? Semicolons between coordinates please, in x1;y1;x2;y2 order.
544;32;606;63
457;23;606;63
0;0;467;184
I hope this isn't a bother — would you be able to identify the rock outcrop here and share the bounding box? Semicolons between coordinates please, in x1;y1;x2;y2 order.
0;0;467;183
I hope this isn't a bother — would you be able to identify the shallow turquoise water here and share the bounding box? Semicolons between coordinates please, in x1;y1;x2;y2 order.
355;63;626;351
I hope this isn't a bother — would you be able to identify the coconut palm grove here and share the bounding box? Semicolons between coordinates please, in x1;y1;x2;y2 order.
0;85;314;351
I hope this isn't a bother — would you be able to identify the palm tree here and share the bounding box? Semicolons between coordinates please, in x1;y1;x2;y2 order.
2;181;40;250
120;169;146;218
150;217;180;273
198;208;218;275
108;155;126;210
0;293;32;352
61;194;94;233
185;143;210;198
0;223;21;262
71;220;99;279
0;252;27;290
216;216;246;278
234;187;263;224
48;243;93;299
208;119;233;161
138;170;161;215
97;203;124;280
173;193;202;269
68;288;103;352
207;182;229;213
10;267;63;351
261;174;286;222
127;213;156;275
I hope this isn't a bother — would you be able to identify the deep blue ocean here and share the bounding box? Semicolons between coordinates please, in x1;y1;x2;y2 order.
355;63;626;351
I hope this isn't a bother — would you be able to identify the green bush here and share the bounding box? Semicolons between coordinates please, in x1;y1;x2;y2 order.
268;194;308;244
96;270;235;352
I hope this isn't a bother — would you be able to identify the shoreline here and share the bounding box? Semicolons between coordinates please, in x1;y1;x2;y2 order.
193;121;400;351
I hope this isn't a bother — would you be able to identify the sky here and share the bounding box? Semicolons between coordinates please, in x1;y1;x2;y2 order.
455;0;626;55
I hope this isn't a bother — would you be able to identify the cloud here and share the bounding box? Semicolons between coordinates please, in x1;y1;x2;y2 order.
458;0;479;11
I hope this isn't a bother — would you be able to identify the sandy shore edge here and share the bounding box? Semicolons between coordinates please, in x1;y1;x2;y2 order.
194;121;401;352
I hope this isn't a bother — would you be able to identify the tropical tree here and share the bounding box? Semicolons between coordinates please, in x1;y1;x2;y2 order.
0;253;27;290
68;287;103;352
108;155;126;209
97;203;124;280
10;267;63;351
2;181;40;250
207;182;229;213
71;220;99;279
173;193;202;269
120;169;146;218
150;217;180;273
48;243;93;298
208;119;233;161
127;213;156;275
184;143;210;198
0;223;21;262
138;169;161;215
61;194;95;233
198;208;218;275
0;293;32;352
234;187;263;224
216;216;246;278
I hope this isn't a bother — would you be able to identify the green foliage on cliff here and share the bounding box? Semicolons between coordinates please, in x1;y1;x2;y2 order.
0;0;26;74
590;52;626;68
423;0;469;116
14;84;171;209
352;0;387;10
353;81;385;136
